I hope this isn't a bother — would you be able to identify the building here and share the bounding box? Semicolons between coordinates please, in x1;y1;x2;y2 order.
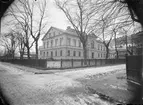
110;31;143;58
39;26;108;59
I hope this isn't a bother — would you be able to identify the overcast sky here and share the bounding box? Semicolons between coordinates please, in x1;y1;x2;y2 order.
1;0;71;51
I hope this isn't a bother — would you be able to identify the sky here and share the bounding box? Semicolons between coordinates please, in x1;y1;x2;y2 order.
1;0;70;52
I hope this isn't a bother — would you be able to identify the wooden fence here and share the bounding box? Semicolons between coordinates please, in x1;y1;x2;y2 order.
1;58;125;69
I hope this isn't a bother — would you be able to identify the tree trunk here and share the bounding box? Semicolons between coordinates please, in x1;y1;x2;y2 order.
27;47;30;59
82;43;87;65
35;40;38;59
105;45;109;59
114;34;119;59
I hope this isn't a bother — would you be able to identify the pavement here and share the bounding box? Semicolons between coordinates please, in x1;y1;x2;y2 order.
0;62;140;105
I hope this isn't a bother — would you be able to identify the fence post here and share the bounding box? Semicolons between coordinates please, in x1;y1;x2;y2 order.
125;54;128;79
88;59;90;66
72;59;73;67
61;59;63;68
81;59;83;67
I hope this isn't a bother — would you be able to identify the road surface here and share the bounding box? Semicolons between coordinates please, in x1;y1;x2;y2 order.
0;62;125;105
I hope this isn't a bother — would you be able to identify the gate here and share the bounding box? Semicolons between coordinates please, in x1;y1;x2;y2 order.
126;55;143;103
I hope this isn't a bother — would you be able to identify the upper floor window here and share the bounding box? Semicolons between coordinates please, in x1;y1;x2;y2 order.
49;33;51;37
47;41;49;48
60;37;63;46
53;32;55;36
101;45;102;51
67;38;71;46
73;39;76;46
98;44;100;50
91;41;94;49
55;39;58;46
43;42;46;49
78;40;81;47
51;40;53;47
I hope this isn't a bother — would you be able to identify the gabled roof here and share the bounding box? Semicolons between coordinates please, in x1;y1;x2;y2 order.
42;26;78;40
42;26;65;40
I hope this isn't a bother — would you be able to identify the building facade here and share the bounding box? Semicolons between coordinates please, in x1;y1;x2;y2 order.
39;26;112;59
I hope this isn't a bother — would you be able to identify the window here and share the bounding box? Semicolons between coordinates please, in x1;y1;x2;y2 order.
43;52;45;57
73;51;76;56
98;44;100;50
51;40;53;47
79;51;81;57
53;32;55;36
60;38;63;46
55;39;58;46
101;45;102;51
78;40;81;47
47;41;49;48
92;52;94;58
51;51;53;57
43;42;46;49
67;50;70;56
40;51;42;55
49;33;51;37
73;39;76;46
98;53;100;58
55;51;57;56
60;50;62;56
91;41;94;49
47;52;48;57
101;53;102;58
67;38;71;46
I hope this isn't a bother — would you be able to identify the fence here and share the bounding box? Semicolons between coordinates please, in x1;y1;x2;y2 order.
126;55;142;84
1;58;125;69
126;55;143;103
1;59;47;68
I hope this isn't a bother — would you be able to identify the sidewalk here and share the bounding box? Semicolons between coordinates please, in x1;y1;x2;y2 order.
79;70;142;104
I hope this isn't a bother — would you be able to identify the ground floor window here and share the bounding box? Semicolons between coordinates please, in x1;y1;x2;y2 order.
60;50;62;56
92;52;94;58
47;52;48;57
67;50;70;56
43;52;45;57
55;51;57;56
79;51;81;57
51;51;53;57
73;51;76;56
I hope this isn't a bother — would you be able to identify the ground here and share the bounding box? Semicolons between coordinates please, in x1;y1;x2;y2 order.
0;62;129;105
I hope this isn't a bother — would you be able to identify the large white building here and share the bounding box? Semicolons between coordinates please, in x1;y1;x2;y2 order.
39;26;114;59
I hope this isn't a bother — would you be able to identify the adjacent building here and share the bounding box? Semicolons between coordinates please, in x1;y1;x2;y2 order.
39;26;114;59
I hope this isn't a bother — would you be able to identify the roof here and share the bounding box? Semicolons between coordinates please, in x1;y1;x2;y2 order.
42;26;102;41
42;26;78;40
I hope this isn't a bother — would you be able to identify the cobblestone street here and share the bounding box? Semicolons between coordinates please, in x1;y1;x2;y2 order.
0;62;125;105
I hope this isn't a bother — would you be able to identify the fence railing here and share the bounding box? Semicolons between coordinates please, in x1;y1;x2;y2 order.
1;58;125;69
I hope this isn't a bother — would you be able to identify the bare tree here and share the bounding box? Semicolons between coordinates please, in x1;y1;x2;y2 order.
7;0;48;59
114;0;143;27
0;32;19;59
55;0;98;60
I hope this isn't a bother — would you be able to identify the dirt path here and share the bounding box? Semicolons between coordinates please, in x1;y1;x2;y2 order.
0;62;125;105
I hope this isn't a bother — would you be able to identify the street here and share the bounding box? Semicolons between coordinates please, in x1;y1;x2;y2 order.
0;62;125;105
